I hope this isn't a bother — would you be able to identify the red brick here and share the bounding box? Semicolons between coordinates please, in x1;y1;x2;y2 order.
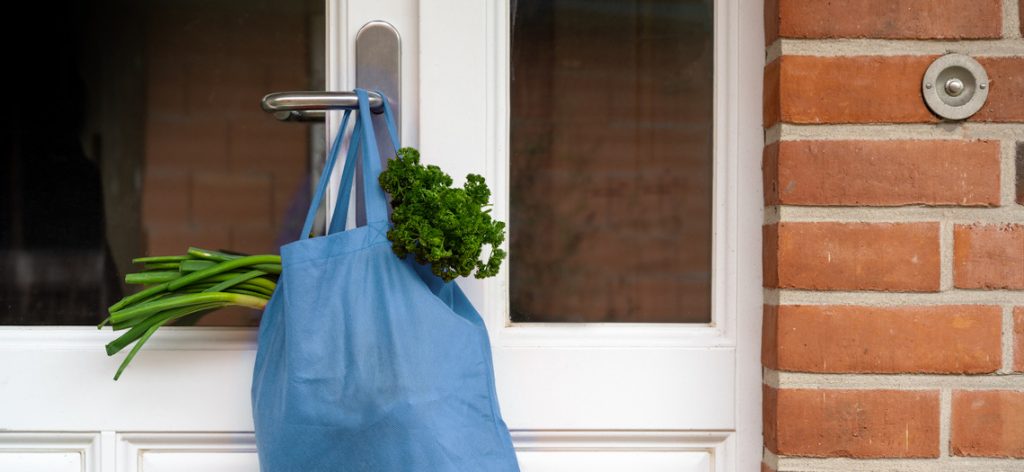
952;390;1024;457
227;118;308;173
141;170;190;228
778;56;936;124
974;58;1024;123
145;58;187;117
762;224;780;288
272;169;310;229
192;306;261;327
145;117;229;171
776;0;1002;39
230;226;281;256
763;305;1002;373
191;172;273;228
777;56;1024;124
765;387;940;458
765;222;940;291
762;142;780;203
762;305;780;369
184;58;270;119
766;140;1001;207
1015;308;1024;372
144;224;230;256
763;59;781;128
761;463;774;472
954;224;1024;289
763;385;779;452
511;271;710;323
628;276;710;323
764;0;780;45
1017;143;1024;205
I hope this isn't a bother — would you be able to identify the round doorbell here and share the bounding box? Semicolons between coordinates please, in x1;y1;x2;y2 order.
922;53;989;121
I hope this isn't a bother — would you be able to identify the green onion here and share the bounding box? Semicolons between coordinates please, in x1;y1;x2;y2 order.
179;259;216;272
132;255;191;264
167;255;281;291
142;262;181;271
101;248;282;380
125;271;179;285
111;292;267;324
205;270;268;293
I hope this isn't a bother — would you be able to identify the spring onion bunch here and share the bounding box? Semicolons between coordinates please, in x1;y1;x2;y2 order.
100;247;280;380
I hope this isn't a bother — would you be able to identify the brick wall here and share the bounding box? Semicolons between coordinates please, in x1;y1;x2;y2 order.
142;1;313;258
762;0;1024;469
139;1;317;326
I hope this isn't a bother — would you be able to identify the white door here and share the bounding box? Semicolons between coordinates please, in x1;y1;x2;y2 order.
0;1;763;471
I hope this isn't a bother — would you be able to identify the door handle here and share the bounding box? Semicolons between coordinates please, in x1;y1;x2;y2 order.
260;20;400;130
261;91;384;122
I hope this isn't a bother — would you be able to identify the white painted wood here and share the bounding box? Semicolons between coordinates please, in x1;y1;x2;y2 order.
0;329;256;431
513;431;731;472
139;453;257;472
117;433;257;472
0;0;763;469
0;452;82;472
497;348;735;430
0;433;101;472
517;451;711;472
732;1;768;470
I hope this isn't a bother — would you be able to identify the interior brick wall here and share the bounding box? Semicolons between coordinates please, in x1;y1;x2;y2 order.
761;0;1024;469
137;1;316;326
509;0;714;322
141;1;312;258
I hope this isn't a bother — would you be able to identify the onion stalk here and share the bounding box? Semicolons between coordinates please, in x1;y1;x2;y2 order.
101;247;280;380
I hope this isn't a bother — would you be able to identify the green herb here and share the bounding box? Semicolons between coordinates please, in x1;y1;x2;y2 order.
101;247;279;380
378;147;506;281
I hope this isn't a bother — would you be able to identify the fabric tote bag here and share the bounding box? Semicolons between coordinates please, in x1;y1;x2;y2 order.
252;89;520;471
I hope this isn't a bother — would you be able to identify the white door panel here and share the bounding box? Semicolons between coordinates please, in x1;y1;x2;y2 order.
496;348;736;430
139;454;259;472
119;434;258;472
517;451;711;472
0;453;83;472
0;329;255;431
0;433;101;472
512;432;730;472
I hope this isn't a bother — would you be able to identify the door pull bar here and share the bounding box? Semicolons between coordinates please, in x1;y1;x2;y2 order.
261;91;384;122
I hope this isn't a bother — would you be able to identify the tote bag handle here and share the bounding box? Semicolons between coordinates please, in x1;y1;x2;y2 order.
325;119;363;234
297;89;399;240
298;109;352;240
326;89;400;234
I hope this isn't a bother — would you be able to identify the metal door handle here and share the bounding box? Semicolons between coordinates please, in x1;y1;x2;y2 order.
260;21;400;124
261;91;384;122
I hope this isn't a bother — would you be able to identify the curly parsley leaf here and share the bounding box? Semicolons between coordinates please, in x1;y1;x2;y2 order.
379;147;506;282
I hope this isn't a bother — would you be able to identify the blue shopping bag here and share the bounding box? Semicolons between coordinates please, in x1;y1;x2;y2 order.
251;89;520;471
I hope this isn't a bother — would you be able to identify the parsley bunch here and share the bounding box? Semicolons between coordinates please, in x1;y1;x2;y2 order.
379;147;506;282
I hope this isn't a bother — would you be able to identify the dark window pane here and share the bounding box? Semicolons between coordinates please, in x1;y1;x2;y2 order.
510;0;714;323
0;0;324;326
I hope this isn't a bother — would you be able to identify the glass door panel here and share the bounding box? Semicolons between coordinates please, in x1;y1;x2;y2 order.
510;0;714;323
0;0;324;326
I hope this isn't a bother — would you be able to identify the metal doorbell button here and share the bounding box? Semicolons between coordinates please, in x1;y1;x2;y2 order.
922;53;989;121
